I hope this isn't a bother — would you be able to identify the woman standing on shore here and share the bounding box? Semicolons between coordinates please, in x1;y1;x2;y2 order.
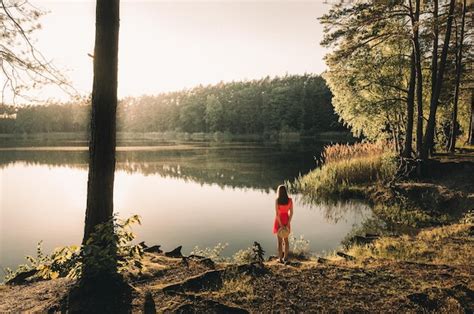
273;184;293;263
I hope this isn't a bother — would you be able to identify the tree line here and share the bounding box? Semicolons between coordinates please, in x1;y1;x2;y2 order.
321;0;473;160
0;74;344;136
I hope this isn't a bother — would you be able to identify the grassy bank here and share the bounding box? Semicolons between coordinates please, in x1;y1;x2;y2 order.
1;219;472;312
292;142;397;201
1;212;472;312
1;143;473;311
345;221;474;266
293;142;474;228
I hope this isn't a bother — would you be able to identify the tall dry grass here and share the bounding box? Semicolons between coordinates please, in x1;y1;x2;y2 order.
293;141;396;200
346;223;473;266
320;141;391;164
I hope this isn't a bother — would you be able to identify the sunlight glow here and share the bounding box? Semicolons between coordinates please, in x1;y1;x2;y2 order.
27;1;329;101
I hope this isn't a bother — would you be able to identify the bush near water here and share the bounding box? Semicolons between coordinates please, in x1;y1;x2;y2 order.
293;142;397;200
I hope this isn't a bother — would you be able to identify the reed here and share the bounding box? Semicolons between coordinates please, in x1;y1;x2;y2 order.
293;141;396;200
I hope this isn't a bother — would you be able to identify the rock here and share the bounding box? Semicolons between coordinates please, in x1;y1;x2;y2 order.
165;246;183;258
365;233;380;238
267;255;279;262
162;269;223;293
173;300;248;313
336;252;356;261
188;256;215;269
161;263;264;294
144;245;163;254
5;269;38;285
347;234;380;247
317;257;329;264
284;260;302;267
180;254;215;268
187;254;206;259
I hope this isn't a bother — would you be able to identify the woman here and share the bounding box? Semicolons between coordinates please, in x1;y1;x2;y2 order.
273;184;293;263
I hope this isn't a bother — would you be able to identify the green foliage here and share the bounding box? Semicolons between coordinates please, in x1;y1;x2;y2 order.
320;1;473;149
2;241;81;283
2;215;143;283
372;204;448;228
0;98;90;134
205;95;224;132
460;210;474;224
289;235;310;259
190;243;229;262
232;248;255;264
292;142;397;201
346;224;473;266
320;3;411;142
232;242;265;264
0;74;343;136
81;214;144;279
0;1;73;103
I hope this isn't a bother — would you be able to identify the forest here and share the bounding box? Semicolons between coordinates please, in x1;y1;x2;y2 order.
1;0;474;312
0;74;343;136
320;0;473;158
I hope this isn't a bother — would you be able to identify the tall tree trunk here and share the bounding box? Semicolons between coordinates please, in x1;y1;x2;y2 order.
83;0;120;243
469;90;474;145
403;50;416;158
448;0;466;153
425;0;438;156
414;0;423;158
410;0;424;157
421;0;456;160
431;0;438;98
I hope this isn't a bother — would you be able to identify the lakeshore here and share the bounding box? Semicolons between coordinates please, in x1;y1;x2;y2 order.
1;150;473;312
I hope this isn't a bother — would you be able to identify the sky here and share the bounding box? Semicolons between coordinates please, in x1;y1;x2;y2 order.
26;1;331;101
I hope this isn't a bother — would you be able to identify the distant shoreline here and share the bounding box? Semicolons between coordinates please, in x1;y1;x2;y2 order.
0;130;356;144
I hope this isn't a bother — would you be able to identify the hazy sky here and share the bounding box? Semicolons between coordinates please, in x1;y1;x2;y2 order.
29;1;330;100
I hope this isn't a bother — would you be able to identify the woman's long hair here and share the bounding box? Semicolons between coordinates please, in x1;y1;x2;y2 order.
277;185;289;205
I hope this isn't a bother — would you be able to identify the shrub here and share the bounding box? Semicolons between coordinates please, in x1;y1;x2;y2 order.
190;243;229;262
291;141;396;200
232;242;265;264
289;234;310;259
81;214;144;279
2;215;143;283
232;247;254;264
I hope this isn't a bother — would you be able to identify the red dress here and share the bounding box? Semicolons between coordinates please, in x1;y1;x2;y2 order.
273;198;292;234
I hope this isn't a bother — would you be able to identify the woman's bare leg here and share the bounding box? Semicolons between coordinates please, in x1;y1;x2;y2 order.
284;237;289;260
277;236;283;261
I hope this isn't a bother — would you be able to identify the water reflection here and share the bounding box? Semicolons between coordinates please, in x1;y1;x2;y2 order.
296;197;371;224
0;141;373;280
0;141;324;192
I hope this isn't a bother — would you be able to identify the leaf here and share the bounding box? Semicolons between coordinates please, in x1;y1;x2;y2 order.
50;271;59;279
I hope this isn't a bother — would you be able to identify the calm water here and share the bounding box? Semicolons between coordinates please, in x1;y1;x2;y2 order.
0;139;372;278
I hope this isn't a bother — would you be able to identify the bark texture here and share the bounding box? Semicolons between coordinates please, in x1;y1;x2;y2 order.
421;0;456;160
403;50;416;158
448;0;466;153
83;0;120;243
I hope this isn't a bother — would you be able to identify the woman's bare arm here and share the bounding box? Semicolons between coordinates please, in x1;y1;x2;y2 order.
288;199;294;223
275;199;282;226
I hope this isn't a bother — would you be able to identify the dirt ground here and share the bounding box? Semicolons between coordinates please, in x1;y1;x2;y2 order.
1;249;472;313
1;153;473;313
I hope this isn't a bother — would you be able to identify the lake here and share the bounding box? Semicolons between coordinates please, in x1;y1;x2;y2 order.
0;138;372;279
